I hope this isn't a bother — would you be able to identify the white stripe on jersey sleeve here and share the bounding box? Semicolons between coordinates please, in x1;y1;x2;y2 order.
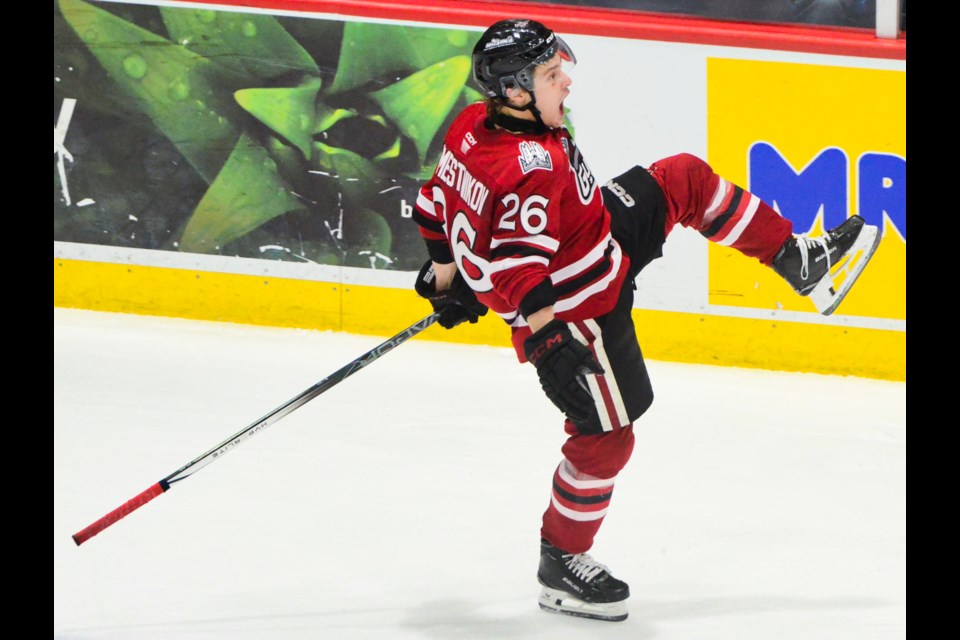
489;254;550;273
489;234;560;252
416;190;440;219
553;242;623;314
550;233;614;285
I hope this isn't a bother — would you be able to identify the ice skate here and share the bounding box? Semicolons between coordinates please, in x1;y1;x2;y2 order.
537;539;629;622
772;214;882;316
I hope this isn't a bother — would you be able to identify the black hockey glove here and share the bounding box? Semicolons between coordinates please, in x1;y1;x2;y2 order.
415;260;488;329
524;319;605;423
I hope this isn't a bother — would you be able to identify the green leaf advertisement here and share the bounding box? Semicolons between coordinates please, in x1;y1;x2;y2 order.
53;0;484;271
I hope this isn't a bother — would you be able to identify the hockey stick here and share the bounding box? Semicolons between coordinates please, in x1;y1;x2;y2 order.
72;311;440;546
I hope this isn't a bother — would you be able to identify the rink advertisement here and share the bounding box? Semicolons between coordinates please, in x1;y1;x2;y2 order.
54;0;906;380
706;58;905;322
53;0;489;272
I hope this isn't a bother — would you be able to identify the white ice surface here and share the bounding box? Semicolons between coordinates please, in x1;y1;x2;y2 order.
54;307;906;639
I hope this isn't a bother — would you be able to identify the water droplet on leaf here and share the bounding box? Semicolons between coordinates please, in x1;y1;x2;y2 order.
123;54;148;79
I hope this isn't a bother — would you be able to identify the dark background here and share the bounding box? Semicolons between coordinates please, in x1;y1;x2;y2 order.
491;1;905;31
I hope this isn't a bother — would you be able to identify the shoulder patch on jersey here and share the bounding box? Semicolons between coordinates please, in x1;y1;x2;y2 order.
517;140;553;174
460;131;478;155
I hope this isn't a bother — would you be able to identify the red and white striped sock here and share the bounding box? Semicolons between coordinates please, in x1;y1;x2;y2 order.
699;177;792;265
541;458;617;554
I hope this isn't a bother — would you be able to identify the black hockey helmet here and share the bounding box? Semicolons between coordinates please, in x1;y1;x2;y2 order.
472;19;577;99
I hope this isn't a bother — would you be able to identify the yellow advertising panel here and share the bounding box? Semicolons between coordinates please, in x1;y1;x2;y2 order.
707;59;905;319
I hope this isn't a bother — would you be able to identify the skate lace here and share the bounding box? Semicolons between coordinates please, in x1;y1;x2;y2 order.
562;552;609;583
795;235;831;280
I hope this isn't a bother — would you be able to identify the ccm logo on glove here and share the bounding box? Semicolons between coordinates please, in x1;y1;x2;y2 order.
527;332;567;366
524;319;604;423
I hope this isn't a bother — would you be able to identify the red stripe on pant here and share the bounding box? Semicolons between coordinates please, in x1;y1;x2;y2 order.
572;320;628;431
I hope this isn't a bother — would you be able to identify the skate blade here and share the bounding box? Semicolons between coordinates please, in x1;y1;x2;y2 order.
538;586;628;622
809;222;882;316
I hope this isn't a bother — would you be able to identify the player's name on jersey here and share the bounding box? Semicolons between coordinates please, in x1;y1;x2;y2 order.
435;145;491;214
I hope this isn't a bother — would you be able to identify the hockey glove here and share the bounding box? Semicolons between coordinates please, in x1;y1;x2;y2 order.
415;260;488;329
524;319;605;422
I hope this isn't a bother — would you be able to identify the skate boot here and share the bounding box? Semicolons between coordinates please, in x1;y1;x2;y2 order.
772;214;882;316
537;539;629;622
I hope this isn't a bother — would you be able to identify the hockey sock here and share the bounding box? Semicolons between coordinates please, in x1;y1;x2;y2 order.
649;153;792;265
698;177;793;265
541;458;618;554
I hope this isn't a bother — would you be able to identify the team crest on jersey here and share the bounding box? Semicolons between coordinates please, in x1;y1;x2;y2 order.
517;141;552;174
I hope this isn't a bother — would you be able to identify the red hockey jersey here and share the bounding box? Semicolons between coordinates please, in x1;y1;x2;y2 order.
414;103;630;360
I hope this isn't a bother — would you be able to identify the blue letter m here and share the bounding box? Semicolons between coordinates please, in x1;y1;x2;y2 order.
749;143;847;234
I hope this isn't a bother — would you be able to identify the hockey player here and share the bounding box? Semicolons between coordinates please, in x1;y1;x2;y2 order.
413;18;881;622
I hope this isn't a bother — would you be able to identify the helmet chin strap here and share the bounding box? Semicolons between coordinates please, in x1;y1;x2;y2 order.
518;98;549;130
495;91;549;132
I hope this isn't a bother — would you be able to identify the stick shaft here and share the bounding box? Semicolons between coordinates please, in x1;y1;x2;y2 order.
72;313;439;546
